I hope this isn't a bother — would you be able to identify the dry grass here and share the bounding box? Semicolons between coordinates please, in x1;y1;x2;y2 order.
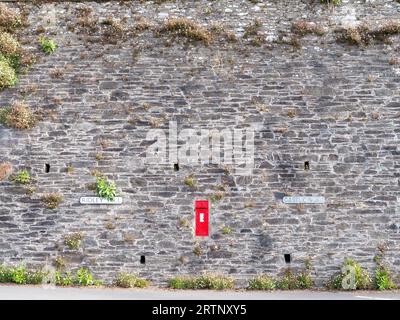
337;21;400;45
0;101;36;130
291;20;325;36
134;16;153;32
160;18;212;45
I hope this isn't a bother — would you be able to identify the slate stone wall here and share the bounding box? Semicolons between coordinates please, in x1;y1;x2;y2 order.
0;0;399;287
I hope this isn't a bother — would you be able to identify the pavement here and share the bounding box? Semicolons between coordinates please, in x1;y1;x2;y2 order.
0;285;399;300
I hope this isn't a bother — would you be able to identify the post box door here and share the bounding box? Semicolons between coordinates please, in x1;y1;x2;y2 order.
195;200;209;237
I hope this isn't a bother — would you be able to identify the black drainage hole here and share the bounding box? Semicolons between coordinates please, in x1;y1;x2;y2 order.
284;254;291;264
45;164;50;173
304;161;310;170
140;255;146;264
174;163;179;171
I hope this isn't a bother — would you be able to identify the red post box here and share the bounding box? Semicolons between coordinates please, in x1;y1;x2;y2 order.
195;200;209;237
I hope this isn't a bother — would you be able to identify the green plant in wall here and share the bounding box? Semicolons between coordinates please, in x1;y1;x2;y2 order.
39;37;57;55
96;176;117;201
64;232;83;250
11;169;31;184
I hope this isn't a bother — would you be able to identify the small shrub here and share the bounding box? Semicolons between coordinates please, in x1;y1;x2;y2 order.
0;162;12;181
243;19;262;38
64;232;83;250
0;56;17;89
194;274;235;290
276;268;300;290
75;267;93;286
221;226;232;235
55;271;73;286
275;266;313;290
0;32;20;56
0;265;46;285
184;174;196;188
160;18;212;45
374;266;396;290
248;275;276;290
338;21;400;46
210;191;224;202
0;265;13;283
326;258;372;290
41;193;63;209
168;274;235;290
0;101;36;129
321;0;341;5
39;37;57;54
74;268;102;286
12;169;31;184
193;245;202;256
0;4;21;32
373;244;397;290
291;21;325;36
96;176;117;201
114;272;150;288
54;256;66;270
168;276;194;289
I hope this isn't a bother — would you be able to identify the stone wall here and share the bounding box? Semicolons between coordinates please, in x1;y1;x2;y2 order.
0;0;399;287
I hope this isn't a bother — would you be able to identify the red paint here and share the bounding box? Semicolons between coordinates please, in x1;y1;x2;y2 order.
195;200;209;237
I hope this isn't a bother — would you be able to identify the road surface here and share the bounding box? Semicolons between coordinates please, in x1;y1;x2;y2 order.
0;285;399;300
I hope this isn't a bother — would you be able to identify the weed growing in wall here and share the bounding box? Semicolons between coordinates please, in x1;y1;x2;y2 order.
11;170;31;184
0;265;47;285
0;4;22;32
160;18;212;45
39;37;57;54
168;274;235;290
41;193;63;209
96;176;117;201
373;244;397;290
0;102;36;129
326;258;372;290
64;232;83;250
0;162;13;181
